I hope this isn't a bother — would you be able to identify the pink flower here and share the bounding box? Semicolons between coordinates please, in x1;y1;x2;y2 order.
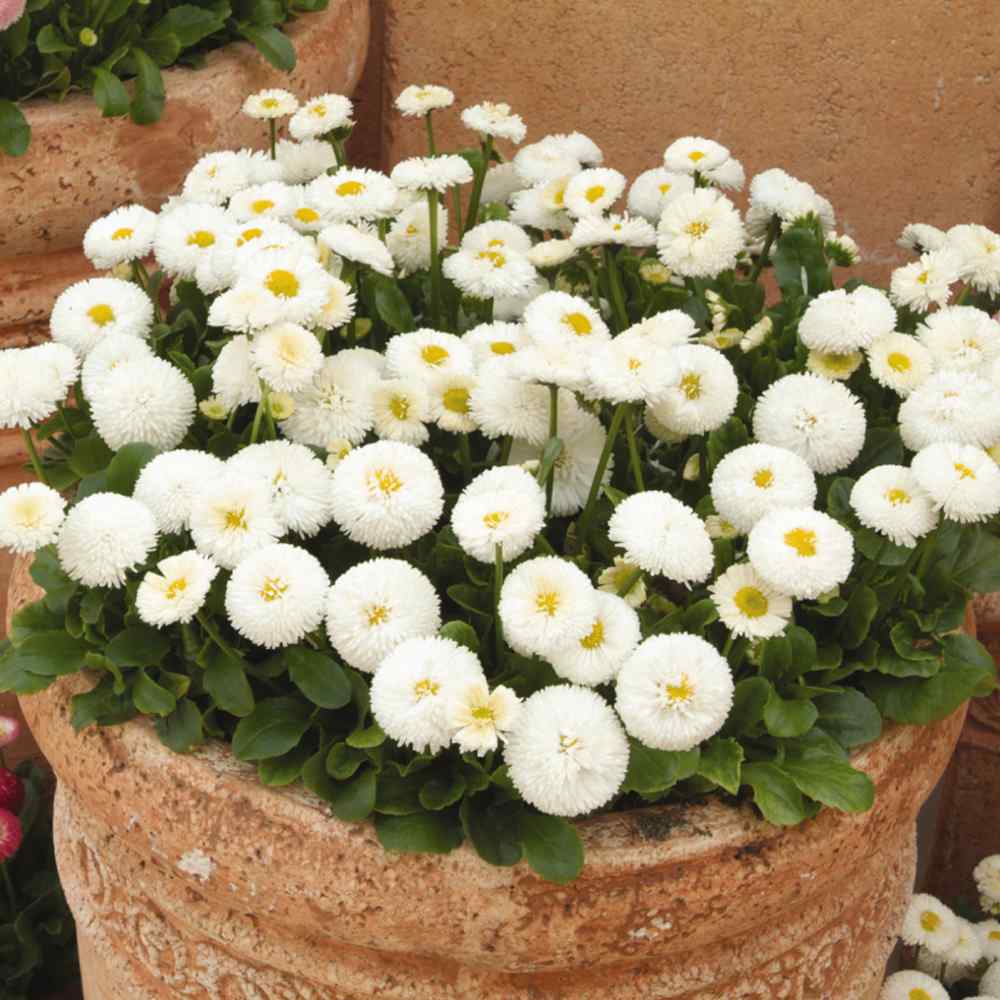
0;0;26;31
0;809;21;862
0;715;20;749
0;768;23;814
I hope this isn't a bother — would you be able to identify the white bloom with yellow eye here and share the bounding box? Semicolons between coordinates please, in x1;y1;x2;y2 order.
372;378;431;445
385;329;474;383
806;350;864;381
50;277;153;356
627;167;695;222
586;331;679;404
470;365;584;444
948;223;1000;294
710;443;818;534
867;332;934;397
463;322;530;367
616;633;734;751
942;919;983;969
133;450;227;534
372;636;486;754
228;181;295;223
850;466;938;547
181;151;255;205
57;493;158;588
449;681;522;756
912;443;1000;523
570;212;657;248
387;200;448;272
391;155;473;193
509;183;574;234
443;245;539;301
504;684;630;817
461;101;526;143
83;204;158;270
889;248;961;312
276;138;337;185
563;168;626;217
977;919;1000;962
747;507;854;600
548;592;641;687
235;248;331;328
0;344;78;429
663;136;731;173
879;971;949;1000
523;290;609;349
289;93;353;139
901;894;962;952
648;344;738;435
0;484;66;555
282;185;329;233
710;562;792;640
461;220;533;256
242;89;298;119
250;323;323;392
917;305;1000;374
308;167;398;222
313;275;357;332
899;372;1000;451
153;203;233;279
136;551;219;627
657;188;746;279
318;223;394;276
189;475;283;571
427;370;478;433
395;83;454;116
597;558;647;608
608;491;714;585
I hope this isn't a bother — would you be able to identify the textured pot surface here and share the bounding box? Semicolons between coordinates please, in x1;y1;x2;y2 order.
0;0;369;338
8;559;964;999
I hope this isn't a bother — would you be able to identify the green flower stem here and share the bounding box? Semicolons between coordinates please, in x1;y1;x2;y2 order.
249;381;272;444
874;537;927;625
498;434;513;466
463;135;493;235
452;184;464;235
580;258;602;311
748;214;781;283
424;112;437;155
1;862;15;915
197;610;232;654
268;120;277;161
19;427;47;486
545;384;559;516
578;402;628;541
603;245;629;333
459;432;472;479
427;189;444;327
722;633;735;660
624;404;645;491
955;285;970;305
616;567;643;599
493;542;505;668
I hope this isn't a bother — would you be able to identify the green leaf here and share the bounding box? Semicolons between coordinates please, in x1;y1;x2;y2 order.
438;620;480;654
148;4;226;47
232;697;312;761
447;583;493;617
814;689;882;749
519;812;584;884
326;741;367;780
419;771;467;811
873;645;941;679
236;22;296;72
785;625;817;676
203;646;255;717
837;585;878;650
460;797;522;867
129;48;166;125
8;599;63;645
772;225;830;298
759;635;791;681
346;723;385;748
622;739;699;795
949;526;1000;593
154;698;203;752
91;67;130;117
375;811;463;855
697;737;743;795
706;417;749;473
742;762;811;826
852;426;904;474
2;631;90;678
132;669;177;717
286;647;352;710
328;766;377;822
0;98;31;156
36;24;75;54
71;675;137;730
889;621;938;662
30;546;77;613
535;436;564;491
779;759;874;813
258;744;311;786
825;477;856;525
372;276;415;332
763;688;818;738
106;625;171;668
68;432;114;477
105;442;158;495
720;676;771;736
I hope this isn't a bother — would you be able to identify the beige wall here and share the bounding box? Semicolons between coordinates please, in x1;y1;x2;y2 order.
354;0;1000;280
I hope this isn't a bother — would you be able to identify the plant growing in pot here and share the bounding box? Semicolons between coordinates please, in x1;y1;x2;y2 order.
1;86;999;997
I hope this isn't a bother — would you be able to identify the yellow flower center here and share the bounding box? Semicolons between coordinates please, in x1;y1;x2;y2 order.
989;930;1000;941
784;528;817;557
11;497;42;529
585;184;606;203
265;269;301;298
733;586;769;618
165;577;188;601
471;705;496;722
310;103;327;117
753;467;774;489
954;461;976;480
487;238;505;248
688;150;706;163
413;678;440;699
111;226;134;241
238;228;263;245
490;340;516;355
389;395;410;420
580;619;605;650
405;224;419;236
295;207;320;223
627;357;642;371
552;183;566;206
225;507;249;531
562;311;593;336
259;576;288;602
887;351;912;372
664;673;695;703
684;220;710;238
336;180;366;197
909;990;932;1000
558;734;580;752
886;487;911;505
420;344;449;366
87;303;115;327
186;229;216;248
251;199;275;214
916;270;930;285
535;590;560;616
483;510;510;530
680;372;702;400
821;352;858;374
658;182;672;194
366;604;390;626
261;97;280;110
442;387;470;413
477;249;507;268
920;910;941;932
371;468;403;495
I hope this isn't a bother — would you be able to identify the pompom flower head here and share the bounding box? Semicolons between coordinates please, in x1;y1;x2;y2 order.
189;475;283;570
879;971;949;1000
657;189;746;279
50;277;153;356
0;483;66;555
0;343;78;429
133;450;227;534
911;443;1000;523
0;809;22;863
850;466;937;547
548;592;641;687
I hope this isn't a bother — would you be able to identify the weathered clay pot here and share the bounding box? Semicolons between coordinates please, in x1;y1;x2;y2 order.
6;560;965;999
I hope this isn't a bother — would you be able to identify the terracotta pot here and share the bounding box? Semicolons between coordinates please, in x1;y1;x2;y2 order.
6;560;964;999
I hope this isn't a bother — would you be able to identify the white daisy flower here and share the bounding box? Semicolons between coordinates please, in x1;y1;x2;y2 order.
449;680;521;756
89;356;195;452
460;101;526;143
181;151;255;205
307;167;398;222
544;131;602;165
703;156;746;191
481;161;527;205
443;246;539;301
746;168;836;238
943;919;983;968
548;592;641;687
504;684;630;817
242;88;298;119
426;370;478;433
867;332;934;397
948;223;1000;295
526;239;576;270
899;223;948;254
889;248;962;312
386;200;448;272
281;353;378;448
0;483;66;555
753;373;867;474
879;971;948;1000
899;372;1000;451
225;543;329;649
275;138;337;185
563;168;627;217
616;633;734;751
132;450;227;535
509;183;573;234
461;220;533;256
747;507;854;600
586;331;679;404
710;443;818;534
912;443;1000;523
917;305;1000;374
850;466;938;547
513;145;580;189
978;920;1000;962
493;275;551;322
463;321;530;366
83;204;158;270
663;136;731;173
136;551;218;627
509;410;610;516
806;349;864;381
627;168;695;222
318;223;394;276
57;493;158;587
50;277;153;356
228;181;295;223
371;378;431;445
385;329;474;383
470;367;584;444
234;248;331;328
709;563;792;640
798;287;897;354
0;344;78;429
597;558;647;609
498;556;598;658
608;491;714;585
627;311;697;351
329;440;444;550
983;962;1000;995
390;155;474;193
395;83;454;116
189;475;283;570
153;203;233;279
211;335;261;411
450;465;545;563
80;333;153;398
975;856;1000;906
227;441;336;537
249;322;323;392
289;93;353;139
314;274;358;331
325;558;441;674
657;188;746;279
523;290;609;348
648;344;739;434
372;636;486;754
570;212;657;248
